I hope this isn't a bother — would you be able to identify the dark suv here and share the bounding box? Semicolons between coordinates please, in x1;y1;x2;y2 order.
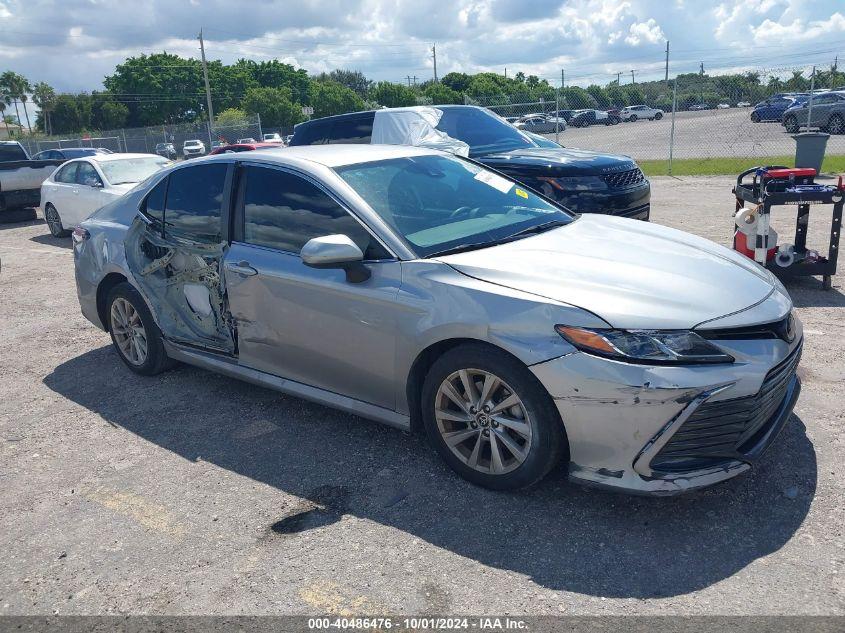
289;105;650;220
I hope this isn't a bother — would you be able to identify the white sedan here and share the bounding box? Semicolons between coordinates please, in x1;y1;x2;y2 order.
41;153;171;237
620;105;663;121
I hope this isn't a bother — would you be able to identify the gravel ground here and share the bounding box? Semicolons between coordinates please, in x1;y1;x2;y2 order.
539;109;845;160
0;176;842;616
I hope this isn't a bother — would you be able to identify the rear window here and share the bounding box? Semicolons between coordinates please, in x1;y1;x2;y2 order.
291;114;374;146
0;144;28;161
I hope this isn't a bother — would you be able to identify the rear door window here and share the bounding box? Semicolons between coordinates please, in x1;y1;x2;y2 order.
163;163;227;243
55;162;79;183
328;115;374;144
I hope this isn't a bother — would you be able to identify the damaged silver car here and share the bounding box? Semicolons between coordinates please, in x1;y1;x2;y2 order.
73;145;802;494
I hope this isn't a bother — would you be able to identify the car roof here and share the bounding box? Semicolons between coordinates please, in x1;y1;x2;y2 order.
199;144;441;168
64;153;163;163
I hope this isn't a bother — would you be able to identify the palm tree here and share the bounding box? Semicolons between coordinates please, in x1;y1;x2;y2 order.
0;99;9;138
20;90;33;135
32;82;56;135
0;71;27;131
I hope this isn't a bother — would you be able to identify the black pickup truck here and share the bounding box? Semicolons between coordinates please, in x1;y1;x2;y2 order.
289;105;650;220
0;141;63;222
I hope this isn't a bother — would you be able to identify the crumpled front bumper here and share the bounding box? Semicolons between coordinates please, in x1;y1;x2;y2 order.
530;334;802;496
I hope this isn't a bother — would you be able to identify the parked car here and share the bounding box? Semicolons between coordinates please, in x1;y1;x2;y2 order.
182;139;206;158
569;109;620;127
155;143;177;160
503;116;520;123
209;141;283;155
688;104;711;111
549;109;576;122
782;91;845;134
73;145;802;494
237;137;258;144
262;133;283;143
620;105;663;121
0;141;63;223
750;95;806;122
41;153;170;237
737;101;752;107
289;105;650;219
716;103;731;109
283;135;293;145
514;115;566;133
32;148;110;161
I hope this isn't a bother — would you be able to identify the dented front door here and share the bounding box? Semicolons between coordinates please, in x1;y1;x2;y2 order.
224;245;401;409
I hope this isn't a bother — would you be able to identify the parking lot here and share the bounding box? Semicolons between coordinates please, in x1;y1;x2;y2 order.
543;109;845;160
0;177;843;616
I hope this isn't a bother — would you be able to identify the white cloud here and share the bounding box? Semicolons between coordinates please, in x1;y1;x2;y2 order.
624;18;666;45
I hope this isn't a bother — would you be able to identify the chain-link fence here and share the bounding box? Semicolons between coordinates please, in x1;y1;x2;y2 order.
467;65;845;174
18;114;264;158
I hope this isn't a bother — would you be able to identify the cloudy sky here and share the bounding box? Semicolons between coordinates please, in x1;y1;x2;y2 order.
1;0;844;97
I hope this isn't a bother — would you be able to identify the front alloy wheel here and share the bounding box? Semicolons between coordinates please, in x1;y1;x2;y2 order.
784;115;799;133
45;204;70;237
422;344;566;490
435;369;532;475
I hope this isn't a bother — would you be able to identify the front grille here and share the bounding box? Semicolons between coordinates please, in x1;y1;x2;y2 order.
650;344;801;473
601;168;645;189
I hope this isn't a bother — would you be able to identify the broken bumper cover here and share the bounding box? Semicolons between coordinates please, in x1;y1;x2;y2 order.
530;336;802;495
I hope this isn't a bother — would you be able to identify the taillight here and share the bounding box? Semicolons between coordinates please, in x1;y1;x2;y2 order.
71;226;90;245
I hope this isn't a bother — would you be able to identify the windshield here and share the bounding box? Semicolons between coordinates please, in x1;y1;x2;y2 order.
62;148;100;158
435;107;534;157
336;154;572;258
100;157;170;185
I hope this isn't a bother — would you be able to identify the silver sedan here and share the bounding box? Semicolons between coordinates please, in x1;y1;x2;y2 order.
72;145;801;494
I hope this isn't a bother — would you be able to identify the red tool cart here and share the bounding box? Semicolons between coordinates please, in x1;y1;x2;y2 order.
732;166;843;290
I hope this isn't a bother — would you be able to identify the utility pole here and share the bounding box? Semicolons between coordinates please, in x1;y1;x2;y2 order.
561;69;565;88
432;43;438;82
198;28;214;148
616;71;621;85
664;41;669;83
631;69;636;84
504;67;507;79
407;76;412;87
700;61;705;75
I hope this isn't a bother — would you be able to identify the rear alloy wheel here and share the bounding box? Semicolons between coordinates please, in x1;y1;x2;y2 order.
751;112;760;123
629;114;638;122
107;282;174;376
784;115;799;133
828;114;844;135
45;204;70;237
422;344;566;490
654;112;663;120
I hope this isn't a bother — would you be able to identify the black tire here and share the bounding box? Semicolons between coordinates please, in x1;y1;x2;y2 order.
751;112;760;123
784;115;799;133
421;344;567;491
828;114;844;135
106;282;175;376
44;204;70;237
629;114;638;122
654;111;663;120
0;207;37;224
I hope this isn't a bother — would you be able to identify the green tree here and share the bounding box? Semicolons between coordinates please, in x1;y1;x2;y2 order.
242;87;304;128
371;81;418;108
441;72;473;94
586;85;610;108
623;85;646;105
423;82;462;105
32;81;56;135
50;94;84;134
606;84;628;107
215;107;249;127
0;71;31;133
307;80;364;118
314;69;372;98
97;101;129;129
0;99;9;137
561;86;596;109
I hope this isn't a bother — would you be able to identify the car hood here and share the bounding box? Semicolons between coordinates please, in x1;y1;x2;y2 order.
437;214;778;330
477;147;636;175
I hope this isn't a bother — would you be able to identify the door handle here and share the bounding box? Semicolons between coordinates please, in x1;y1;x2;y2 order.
226;260;258;277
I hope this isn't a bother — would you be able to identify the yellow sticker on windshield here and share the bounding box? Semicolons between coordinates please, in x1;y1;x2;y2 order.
515;188;528;199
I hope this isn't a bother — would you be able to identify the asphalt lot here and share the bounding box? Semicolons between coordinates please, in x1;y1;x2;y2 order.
541;108;845;160
0;177;843;616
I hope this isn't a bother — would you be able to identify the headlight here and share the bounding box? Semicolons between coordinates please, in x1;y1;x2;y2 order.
539;176;607;192
555;325;734;365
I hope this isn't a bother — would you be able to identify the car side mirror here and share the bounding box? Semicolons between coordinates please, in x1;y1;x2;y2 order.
301;234;371;283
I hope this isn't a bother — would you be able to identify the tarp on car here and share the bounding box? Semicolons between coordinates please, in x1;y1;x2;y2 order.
371;107;470;156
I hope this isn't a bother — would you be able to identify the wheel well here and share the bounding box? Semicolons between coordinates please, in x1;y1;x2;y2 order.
96;273;128;331
405;338;535;435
